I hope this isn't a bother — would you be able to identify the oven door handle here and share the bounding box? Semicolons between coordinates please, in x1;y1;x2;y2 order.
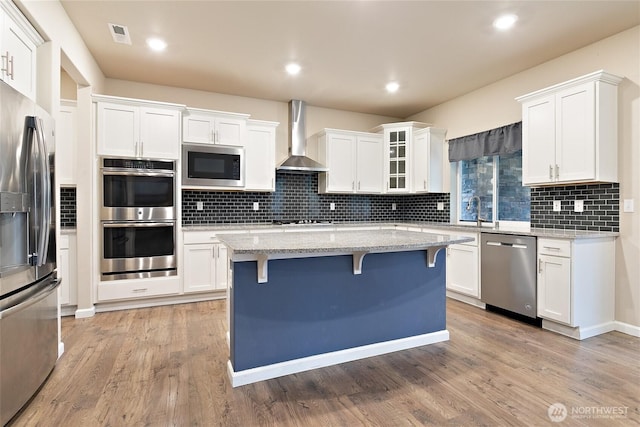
101;169;175;178
102;221;175;228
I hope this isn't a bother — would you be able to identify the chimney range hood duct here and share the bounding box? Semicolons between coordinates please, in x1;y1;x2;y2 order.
277;99;328;173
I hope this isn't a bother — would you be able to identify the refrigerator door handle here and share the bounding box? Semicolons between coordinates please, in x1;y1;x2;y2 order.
33;117;51;267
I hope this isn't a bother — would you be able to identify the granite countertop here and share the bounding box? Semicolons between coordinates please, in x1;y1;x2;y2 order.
216;229;473;255
183;221;618;240
403;221;619;240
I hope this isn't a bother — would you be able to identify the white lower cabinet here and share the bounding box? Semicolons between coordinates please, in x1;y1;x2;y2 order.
183;231;235;294
422;228;480;299
537;253;571;324
536;237;616;339
58;233;77;307
183;243;228;293
446;237;479;298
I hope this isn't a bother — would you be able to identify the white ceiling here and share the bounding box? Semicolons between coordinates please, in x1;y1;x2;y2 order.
59;0;640;118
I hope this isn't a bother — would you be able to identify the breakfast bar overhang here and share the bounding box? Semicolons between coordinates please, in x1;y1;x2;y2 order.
217;229;473;387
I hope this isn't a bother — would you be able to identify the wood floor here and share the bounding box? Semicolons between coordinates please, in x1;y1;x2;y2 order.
9;299;640;426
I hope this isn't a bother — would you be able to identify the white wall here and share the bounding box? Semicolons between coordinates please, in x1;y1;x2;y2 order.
60;68;77;100
410;26;640;329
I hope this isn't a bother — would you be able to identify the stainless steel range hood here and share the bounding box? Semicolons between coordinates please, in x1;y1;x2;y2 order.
277;100;328;173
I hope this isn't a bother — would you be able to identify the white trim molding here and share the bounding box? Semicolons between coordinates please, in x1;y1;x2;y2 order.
228;330;449;387
74;306;96;319
614;321;640;338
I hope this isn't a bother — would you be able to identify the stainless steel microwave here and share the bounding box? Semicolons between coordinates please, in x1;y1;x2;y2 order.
182;143;244;187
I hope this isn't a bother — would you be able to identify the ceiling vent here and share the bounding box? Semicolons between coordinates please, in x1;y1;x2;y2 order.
108;23;131;45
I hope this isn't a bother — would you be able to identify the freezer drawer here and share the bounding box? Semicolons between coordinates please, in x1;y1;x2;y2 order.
480;233;537;318
0;275;60;425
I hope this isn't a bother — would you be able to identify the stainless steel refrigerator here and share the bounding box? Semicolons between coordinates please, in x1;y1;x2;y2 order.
0;80;59;425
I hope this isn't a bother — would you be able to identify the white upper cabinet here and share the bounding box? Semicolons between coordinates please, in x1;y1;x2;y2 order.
57;100;77;185
412;127;447;193
0;1;42;100
245;119;278;191
314;129;383;194
371;122;449;194
516;70;622;186
380;124;414;193
95;95;184;159
183;108;249;146
355;133;384;193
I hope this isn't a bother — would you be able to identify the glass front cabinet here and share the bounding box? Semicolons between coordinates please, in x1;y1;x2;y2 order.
374;122;430;193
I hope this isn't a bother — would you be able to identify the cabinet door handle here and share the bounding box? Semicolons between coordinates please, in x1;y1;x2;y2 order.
140;140;144;156
1;51;8;77
1;52;14;79
538;259;543;273
358;181;361;190
424;180;426;190
549;165;553;180
555;164;559;179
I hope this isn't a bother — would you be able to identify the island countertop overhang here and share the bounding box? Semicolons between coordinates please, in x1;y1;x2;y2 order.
216;229;474;255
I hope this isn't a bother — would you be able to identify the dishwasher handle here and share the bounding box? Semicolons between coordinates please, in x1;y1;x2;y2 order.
486;241;529;249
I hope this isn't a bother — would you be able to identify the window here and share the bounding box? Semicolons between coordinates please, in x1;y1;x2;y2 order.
458;150;530;224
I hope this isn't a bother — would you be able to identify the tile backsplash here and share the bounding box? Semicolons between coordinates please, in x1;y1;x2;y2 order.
59;175;620;232
60;187;77;228
530;183;619;232
182;172;451;225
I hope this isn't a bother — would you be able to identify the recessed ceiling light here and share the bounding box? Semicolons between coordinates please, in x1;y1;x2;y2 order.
285;63;301;75
386;82;399;93
147;37;167;52
493;14;518;31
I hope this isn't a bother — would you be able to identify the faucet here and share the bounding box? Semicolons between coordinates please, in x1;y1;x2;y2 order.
466;195;484;227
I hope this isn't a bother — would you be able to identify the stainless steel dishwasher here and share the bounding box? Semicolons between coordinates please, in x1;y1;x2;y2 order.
480;233;537;318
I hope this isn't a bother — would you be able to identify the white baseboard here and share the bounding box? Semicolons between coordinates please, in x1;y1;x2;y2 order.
74;306;96;318
228;329;450;387
614;321;640;337
578;322;616;339
542;320;616;340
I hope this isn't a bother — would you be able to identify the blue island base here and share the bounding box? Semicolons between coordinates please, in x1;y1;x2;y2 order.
228;249;448;387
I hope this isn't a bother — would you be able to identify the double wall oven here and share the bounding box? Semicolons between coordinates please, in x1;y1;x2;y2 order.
100;158;176;281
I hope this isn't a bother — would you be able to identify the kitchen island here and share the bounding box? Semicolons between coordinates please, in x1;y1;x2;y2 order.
217;229;472;387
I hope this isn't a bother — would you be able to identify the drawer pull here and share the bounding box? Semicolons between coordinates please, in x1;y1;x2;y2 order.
543;246;561;251
132;288;148;293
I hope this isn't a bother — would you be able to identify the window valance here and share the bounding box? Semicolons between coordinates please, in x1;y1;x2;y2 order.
448;121;522;162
